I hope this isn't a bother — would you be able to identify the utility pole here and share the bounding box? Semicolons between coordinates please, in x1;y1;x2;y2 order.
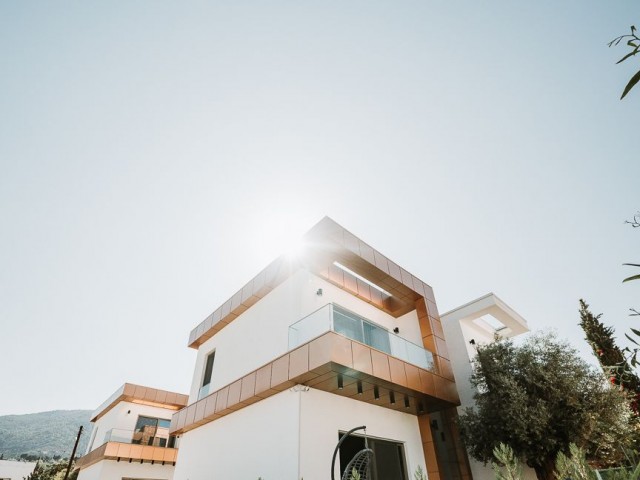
63;425;83;480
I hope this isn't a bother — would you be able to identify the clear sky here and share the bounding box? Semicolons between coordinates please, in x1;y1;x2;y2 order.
0;1;638;416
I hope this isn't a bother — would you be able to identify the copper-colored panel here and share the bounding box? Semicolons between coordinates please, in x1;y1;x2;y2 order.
204;392;218;418
416;300;428;319
215;386;229;412
422;335;437;354
423;442;439;474
175;408;187;430
373;250;390;274
241;282;254;304
154;389;168;405
165;391;177;405
387;261;402;283
308;334;334;373
358;241;375;264
289;344;309;378
164;448;178;462
369;288;383;308
194;399;206;423
431;318;445;340
328;263;345;286
439;359;454;380
129;444;143;459
115;443;131;458
271;354;290;386
254;364;273;397
400;268;414;290
356;279;372;302
220;300;231;319
352;343;373;375
426;300;440;319
435;337;449;359
141;445;154;460
370;350;391;381
227;380;242;407
388;357;408;387
177;393;189;406
419;318;434;340
419;369;436;396
331;334;353;368
152;447;165;462
104;442;119;457
231;290;243;312
185;405;196;426
240;372;256;402
412;276;426;297
305;371;335;387
405;363;421;391
343;271;358;294
133;385;147;399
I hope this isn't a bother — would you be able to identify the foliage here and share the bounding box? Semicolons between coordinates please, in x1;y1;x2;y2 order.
609;26;640;99
24;459;77;480
414;466;427;480
0;410;91;459
491;443;523;480
579;300;640;408
555;444;598;480
349;468;361;480
458;332;634;480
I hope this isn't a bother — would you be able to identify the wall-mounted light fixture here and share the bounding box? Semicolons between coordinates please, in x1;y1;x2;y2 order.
357;381;363;395
390;391;396;405
393;327;400;334
404;395;410;409
469;339;476;345
374;386;380;400
316;288;323;296
337;374;344;390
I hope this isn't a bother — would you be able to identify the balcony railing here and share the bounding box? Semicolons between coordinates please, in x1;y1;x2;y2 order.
288;303;435;371
102;428;178;449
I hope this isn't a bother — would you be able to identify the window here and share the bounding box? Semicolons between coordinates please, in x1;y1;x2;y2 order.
339;433;408;480
132;416;171;447
202;351;215;388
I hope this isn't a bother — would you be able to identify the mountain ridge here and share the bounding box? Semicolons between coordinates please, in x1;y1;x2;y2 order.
0;409;92;459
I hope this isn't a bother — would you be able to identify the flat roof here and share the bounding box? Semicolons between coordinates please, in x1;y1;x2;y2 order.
90;383;188;422
188;217;440;349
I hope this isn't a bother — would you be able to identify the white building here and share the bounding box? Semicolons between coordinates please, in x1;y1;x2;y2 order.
75;383;188;480
169;217;486;480
0;460;36;480
441;293;534;480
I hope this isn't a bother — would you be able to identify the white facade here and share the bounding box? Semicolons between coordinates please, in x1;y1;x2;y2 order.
190;268;422;402
0;460;36;480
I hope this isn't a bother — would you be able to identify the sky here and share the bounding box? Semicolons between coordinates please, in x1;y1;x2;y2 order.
0;1;638;416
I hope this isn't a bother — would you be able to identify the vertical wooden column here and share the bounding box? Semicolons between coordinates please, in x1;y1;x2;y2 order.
416;297;473;480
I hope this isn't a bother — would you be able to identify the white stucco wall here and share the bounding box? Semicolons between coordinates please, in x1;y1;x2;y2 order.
189;268;423;403
172;390;300;480
86;401;176;454
77;459;174;480
299;388;427;480
0;460;36;480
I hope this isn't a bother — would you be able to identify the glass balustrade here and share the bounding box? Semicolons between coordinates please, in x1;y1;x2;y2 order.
102;427;178;449
288;303;435;371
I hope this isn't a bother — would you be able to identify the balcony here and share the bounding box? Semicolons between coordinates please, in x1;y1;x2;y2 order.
75;428;178;471
171;306;459;436
289;303;435;371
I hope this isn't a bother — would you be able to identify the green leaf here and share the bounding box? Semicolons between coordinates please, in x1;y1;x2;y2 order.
623;263;640;267
631;328;640;337
623;274;640;283
627;40;638;48
616;50;639;64
625;333;639;345
621;69;640;99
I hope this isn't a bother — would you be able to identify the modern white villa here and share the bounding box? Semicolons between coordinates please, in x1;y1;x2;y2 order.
75;217;530;480
75;383;188;480
165;217;530;480
0;460;36;480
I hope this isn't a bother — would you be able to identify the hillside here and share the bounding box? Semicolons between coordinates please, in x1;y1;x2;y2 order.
0;410;92;459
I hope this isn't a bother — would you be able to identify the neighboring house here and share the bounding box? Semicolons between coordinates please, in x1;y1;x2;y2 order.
75;383;188;480
441;294;535;480
0;460;36;480
169;217;475;480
